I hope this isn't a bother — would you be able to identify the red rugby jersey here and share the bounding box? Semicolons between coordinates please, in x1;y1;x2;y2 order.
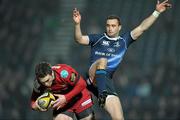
31;64;87;107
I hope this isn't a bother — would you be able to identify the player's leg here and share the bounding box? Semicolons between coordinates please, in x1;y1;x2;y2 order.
88;57;108;83
53;112;74;120
101;75;124;120
89;58;109;107
104;95;124;120
94;58;108;94
85;59;98;97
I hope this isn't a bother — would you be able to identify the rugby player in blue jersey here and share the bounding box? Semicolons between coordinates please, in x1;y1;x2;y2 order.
73;0;171;119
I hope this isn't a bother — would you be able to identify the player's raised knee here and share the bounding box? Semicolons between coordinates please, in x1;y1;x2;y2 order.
96;58;108;69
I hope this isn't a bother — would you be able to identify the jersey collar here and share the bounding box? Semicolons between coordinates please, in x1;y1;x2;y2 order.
104;33;122;41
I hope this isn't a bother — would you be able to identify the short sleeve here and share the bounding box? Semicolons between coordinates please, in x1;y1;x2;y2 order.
122;31;135;48
88;34;103;46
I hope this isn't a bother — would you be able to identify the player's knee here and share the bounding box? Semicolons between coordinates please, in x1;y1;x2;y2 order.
97;58;108;64
96;58;108;69
105;95;124;120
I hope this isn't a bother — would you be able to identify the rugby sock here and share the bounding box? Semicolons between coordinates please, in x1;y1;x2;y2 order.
95;69;107;94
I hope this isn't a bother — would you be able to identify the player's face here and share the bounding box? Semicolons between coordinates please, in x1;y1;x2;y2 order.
106;19;121;37
39;72;54;87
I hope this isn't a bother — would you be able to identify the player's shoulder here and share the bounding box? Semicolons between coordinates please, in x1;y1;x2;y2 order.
88;33;105;39
55;64;75;79
120;31;131;38
52;64;74;73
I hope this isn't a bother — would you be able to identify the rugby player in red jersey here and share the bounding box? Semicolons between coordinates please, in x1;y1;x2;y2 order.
30;62;94;120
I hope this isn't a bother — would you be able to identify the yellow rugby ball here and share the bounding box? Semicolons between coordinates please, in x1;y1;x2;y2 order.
37;92;55;109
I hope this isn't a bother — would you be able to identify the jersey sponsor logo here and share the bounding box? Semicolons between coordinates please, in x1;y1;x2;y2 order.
95;51;106;56
102;40;110;46
107;48;115;53
95;51;117;57
60;70;69;78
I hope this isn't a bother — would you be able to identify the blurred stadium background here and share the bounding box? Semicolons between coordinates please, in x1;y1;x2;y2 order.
0;0;179;119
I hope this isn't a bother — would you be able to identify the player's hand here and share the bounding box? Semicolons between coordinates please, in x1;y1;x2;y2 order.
34;100;48;112
73;8;81;25
156;0;172;13
52;94;67;110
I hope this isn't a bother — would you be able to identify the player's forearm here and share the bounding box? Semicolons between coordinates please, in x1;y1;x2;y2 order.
74;24;83;43
65;77;86;102
139;10;160;31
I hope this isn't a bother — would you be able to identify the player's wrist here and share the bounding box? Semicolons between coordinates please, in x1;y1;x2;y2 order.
64;94;69;102
152;10;160;17
75;23;80;26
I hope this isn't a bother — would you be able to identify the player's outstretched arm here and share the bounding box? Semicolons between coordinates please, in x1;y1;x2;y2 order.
73;8;89;45
131;0;172;40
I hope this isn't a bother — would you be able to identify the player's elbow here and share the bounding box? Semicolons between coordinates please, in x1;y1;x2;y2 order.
75;39;82;44
75;36;89;45
74;34;82;43
75;38;85;45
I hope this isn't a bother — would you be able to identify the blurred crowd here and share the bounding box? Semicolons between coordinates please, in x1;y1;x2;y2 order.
114;60;180;120
0;0;47;119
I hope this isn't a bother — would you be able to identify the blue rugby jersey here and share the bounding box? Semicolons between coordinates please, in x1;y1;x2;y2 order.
88;32;135;76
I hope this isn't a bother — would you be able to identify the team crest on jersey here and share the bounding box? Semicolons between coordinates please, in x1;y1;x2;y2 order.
102;41;110;46
114;42;120;47
60;70;69;78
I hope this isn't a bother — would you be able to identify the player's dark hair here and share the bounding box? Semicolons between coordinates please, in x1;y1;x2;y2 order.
106;15;121;25
35;62;52;79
